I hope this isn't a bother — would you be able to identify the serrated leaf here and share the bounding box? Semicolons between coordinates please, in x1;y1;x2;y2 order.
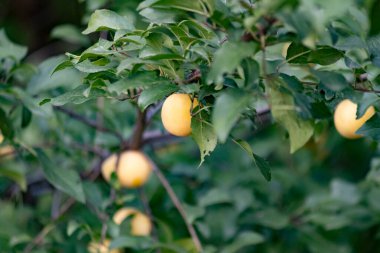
52;60;74;75
357;113;380;140
74;59;116;73
207;42;257;84
269;84;314;153
139;0;211;16
108;72;163;95
232;139;271;181
191;111;217;166
47;84;106;106
138;82;179;110
212;89;252;142
83;9;135;34
36;149;85;203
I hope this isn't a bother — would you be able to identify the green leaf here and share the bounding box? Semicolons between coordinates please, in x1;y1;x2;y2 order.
0;108;14;138
108;72;162;95
74;59;116;73
52;60;74;74
83;9;135;34
183;204;205;224
51;24;90;45
305;213;350;230
47;84;106;106
368;36;380;67
198;188;232;207
28;55;84;95
286;44;343;65
254;208;289;229
138;82;179;110
212;89;252;142
357;93;380;118
307;46;344;65
207;42;257;84
232;139;271;181
138;0;212;16
241;58;260;87
286;43;311;64
0;167;26;191
36;149;85;203
0;29;27;61
21;106;32;128
357;113;380;140
269;84;314;153
312;70;348;91
220;232;264;253
191;111;217;166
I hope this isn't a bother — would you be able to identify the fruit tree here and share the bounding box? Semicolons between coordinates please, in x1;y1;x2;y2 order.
1;0;380;252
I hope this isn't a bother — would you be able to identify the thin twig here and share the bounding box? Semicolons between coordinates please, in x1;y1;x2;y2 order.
150;161;203;252
54;106;124;140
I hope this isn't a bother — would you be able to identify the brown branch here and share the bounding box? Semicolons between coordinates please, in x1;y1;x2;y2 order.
54;106;124;140
150;161;203;252
301;81;380;94
130;109;147;150
142;131;180;147
184;69;201;84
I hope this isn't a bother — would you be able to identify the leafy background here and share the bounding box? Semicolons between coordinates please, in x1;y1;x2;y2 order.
1;0;380;252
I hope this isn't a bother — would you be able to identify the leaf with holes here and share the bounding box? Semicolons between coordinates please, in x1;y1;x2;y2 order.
191;110;217;166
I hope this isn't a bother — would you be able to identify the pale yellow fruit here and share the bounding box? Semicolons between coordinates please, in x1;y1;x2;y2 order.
113;208;152;236
0;133;3;144
282;42;291;58
334;99;375;139
101;151;152;188
87;239;121;253
0;146;15;157
161;94;199;137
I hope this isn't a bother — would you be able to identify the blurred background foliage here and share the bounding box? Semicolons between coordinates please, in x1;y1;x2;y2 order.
1;0;380;252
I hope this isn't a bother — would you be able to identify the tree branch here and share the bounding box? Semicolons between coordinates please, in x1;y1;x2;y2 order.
150;161;203;252
130;109;147;150
54;106;124;140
